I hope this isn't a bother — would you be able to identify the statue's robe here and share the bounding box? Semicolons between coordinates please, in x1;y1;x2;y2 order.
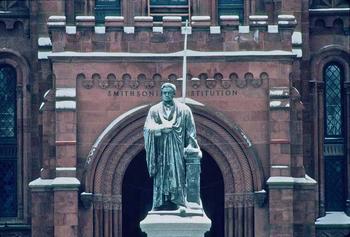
144;101;199;209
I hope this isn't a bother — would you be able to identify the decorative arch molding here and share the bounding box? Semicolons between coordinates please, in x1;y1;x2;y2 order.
0;48;31;222
84;101;264;194
82;100;265;237
311;45;350;81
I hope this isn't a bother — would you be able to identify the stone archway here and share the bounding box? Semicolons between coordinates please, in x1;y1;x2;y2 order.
83;101;265;237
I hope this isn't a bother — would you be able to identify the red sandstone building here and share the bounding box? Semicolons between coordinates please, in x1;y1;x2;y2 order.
0;0;349;237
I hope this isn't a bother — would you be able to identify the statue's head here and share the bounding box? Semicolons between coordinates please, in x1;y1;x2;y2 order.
161;83;176;103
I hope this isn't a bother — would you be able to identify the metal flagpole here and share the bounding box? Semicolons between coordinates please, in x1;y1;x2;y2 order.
182;20;188;103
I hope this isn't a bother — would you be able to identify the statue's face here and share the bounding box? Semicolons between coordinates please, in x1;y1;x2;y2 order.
161;87;175;103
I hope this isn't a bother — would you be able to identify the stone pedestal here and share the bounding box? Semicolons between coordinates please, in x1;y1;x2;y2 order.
140;209;211;237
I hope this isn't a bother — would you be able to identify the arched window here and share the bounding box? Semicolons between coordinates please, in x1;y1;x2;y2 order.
0;64;17;217
218;0;244;20
323;63;346;211
95;0;121;24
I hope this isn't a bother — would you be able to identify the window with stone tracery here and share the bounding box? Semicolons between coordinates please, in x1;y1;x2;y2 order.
0;64;17;218
323;63;347;211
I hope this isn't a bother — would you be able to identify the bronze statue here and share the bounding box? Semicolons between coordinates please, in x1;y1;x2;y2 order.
144;83;202;211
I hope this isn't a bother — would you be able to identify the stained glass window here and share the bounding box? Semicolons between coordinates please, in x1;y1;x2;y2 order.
0;64;17;217
324;64;343;137
218;0;244;20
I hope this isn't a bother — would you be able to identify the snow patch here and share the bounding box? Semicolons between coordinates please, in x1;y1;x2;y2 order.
270;101;282;107
278;15;295;20
239;25;250;33
66;26;76;34
134;16;153;21
49;50;296;58
292;48;302;58
124;26;135;34
38;37;52;47
163;16;182;21
48;16;66;21
52;177;80;187
292;32;302;45
272;165;289;169
55;101;76;110
95;26;106;34
249;15;268;20
191;16;210;21
105;16;124;21
181;26;192;35
220;15;239;20
309;8;350;12
316;212;350;226
38;51;51;60
47;22;65;26
210;26;221;34
270;88;289;97
268;25;278;33
56;167;76;171
153;26;163;33
56;88;76;98
76;16;95;21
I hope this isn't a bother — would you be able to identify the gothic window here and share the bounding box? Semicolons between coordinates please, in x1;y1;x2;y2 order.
148;0;191;21
95;0;121;24
323;63;346;211
218;0;244;20
0;64;17;217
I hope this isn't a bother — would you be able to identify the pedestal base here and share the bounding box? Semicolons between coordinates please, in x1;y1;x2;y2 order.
140;209;211;237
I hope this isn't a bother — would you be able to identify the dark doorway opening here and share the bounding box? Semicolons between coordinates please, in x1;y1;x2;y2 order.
122;150;224;237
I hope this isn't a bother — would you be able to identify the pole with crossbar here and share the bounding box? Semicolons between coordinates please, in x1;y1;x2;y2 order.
182;20;188;103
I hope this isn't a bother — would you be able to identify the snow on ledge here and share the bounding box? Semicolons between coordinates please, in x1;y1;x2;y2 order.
48;50;297;59
153;26;163;33
191;16;211;21
316;212;350;226
38;51;52;60
220;15;239;20
95;26;105;34
210;26;221;34
268;25;278;33
309;8;350;12
267;175;317;185
66;26;77;34
124;26;135;34
56;88;76;98
55;101;76;110
181;26;192;35
292;32;302;45
38;37;52;47
239;25;250;33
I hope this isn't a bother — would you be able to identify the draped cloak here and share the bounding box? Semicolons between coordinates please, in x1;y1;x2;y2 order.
144;101;199;209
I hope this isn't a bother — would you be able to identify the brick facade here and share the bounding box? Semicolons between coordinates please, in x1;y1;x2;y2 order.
0;0;349;236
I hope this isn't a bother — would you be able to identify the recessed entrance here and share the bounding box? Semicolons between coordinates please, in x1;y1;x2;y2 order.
122;150;224;237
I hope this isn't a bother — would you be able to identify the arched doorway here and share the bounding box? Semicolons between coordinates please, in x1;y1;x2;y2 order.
122;150;224;237
84;102;264;237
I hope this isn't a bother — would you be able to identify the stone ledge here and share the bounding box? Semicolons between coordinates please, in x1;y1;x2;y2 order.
267;175;317;187
29;177;80;191
316;212;350;228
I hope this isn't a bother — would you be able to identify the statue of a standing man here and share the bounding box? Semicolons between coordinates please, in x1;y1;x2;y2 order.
144;83;202;211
